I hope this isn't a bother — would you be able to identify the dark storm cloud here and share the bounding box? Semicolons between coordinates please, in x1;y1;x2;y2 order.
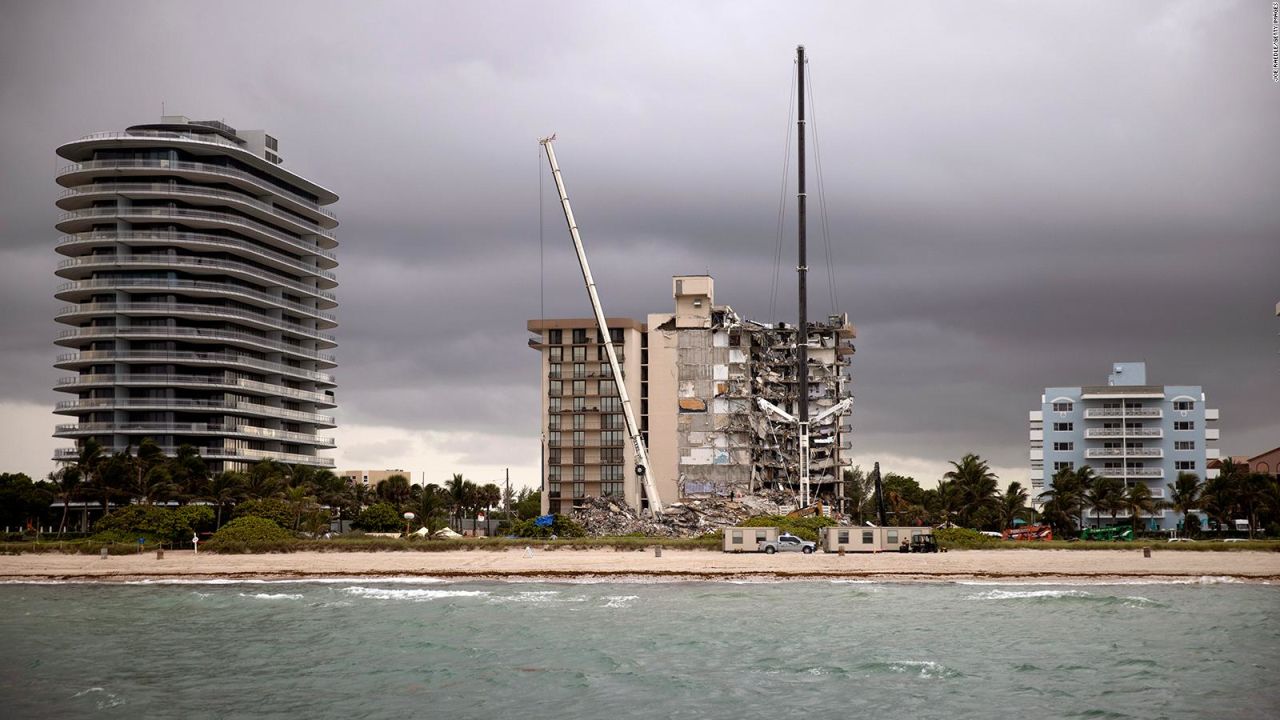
2;0;1276;479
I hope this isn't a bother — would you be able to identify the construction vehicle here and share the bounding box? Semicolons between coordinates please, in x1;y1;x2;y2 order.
1080;526;1133;542
786;502;830;519
539;137;662;515
1002;524;1053;542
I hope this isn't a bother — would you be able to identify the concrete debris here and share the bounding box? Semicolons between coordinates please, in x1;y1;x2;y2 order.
572;492;791;537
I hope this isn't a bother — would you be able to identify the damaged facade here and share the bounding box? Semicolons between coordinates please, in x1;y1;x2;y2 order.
529;275;855;516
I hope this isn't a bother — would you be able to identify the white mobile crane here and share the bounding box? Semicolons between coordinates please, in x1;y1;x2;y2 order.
539;137;663;515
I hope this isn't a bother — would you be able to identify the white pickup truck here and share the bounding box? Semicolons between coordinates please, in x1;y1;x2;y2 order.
759;533;817;554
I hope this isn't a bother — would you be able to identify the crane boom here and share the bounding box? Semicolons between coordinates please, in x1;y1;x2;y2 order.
539;137;663;515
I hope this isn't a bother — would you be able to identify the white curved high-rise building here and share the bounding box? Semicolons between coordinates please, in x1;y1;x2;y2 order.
52;116;338;471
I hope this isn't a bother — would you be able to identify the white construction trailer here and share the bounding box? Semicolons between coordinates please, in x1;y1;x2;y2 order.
819;526;933;553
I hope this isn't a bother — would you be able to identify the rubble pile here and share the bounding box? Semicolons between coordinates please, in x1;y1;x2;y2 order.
572;491;792;537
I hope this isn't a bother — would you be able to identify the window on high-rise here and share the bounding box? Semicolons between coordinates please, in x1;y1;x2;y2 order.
1173;400;1194;411
571;346;586;362
1053;422;1073;432
1053;442;1074;451
1174;421;1194;430
1174;441;1195;450
1175;461;1195;470
547;329;562;345
572;328;588;344
1052;401;1073;412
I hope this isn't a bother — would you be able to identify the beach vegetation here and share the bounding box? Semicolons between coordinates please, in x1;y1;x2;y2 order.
206;516;295;550
934;527;1002;549
740;514;835;542
92;504;214;545
234;498;296;530
507;514;587;538
354;502;403;532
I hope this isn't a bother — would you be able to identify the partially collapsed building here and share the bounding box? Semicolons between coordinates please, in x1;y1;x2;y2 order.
529;275;855;515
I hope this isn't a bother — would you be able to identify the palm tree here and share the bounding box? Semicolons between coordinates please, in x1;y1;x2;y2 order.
243;460;285;500
377;474;412;508
283;485;316;531
1166;472;1202;537
479;483;502;513
1200;471;1240;535
1086;474;1125;528
944;453;1000;528
1239;473;1270;540
126;440;173;505
48;466;82;535
168;444;208;501
1037;466;1084;537
1120;483;1158;536
204;471;244;529
447;473;468;522
73;438;110;518
996;481;1029;531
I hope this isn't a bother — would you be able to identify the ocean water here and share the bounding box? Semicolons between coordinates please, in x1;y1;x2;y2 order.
1;578;1277;719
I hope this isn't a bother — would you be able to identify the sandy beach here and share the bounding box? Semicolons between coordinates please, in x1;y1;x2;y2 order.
1;548;1277;583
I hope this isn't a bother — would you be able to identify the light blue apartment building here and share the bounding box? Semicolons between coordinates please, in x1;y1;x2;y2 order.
1029;362;1220;531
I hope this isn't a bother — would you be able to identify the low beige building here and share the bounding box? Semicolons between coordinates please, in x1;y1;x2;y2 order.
339;469;411;491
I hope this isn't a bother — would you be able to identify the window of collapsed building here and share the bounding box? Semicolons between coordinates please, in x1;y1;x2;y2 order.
572;346;586;362
573;482;586;499
547;329;562;345
549;346;562;362
548;481;561;498
602;482;624;498
572;465;585;481
572;328;588;344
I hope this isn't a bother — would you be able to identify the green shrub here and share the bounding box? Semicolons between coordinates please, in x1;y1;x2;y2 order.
353;503;403;532
934;527;1001;549
233;499;294;529
741;514;836;542
206;516;294;549
507;515;587;538
93;504;215;545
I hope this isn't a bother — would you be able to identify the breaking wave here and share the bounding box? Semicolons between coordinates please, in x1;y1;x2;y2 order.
342;587;489;601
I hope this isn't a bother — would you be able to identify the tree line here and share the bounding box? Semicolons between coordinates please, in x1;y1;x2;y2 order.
842;453;1280;538
3;438;538;537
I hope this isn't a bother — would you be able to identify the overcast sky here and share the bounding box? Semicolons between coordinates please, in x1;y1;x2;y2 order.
1;0;1276;489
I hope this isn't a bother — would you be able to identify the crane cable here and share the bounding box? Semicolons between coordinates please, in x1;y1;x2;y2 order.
768;63;797;321
807;61;839;315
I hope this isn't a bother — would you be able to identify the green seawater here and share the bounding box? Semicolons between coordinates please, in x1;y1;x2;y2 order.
0;578;1276;719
